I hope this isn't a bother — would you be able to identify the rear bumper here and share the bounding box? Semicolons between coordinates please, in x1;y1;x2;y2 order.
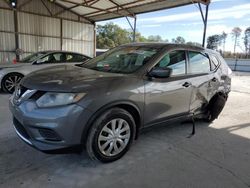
9;96;93;152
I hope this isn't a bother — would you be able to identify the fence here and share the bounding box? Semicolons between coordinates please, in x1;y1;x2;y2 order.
225;58;250;72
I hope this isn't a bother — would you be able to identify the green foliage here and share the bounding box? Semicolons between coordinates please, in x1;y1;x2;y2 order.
96;23;131;49
96;23;169;48
206;27;250;58
97;22;223;51
206;34;221;50
186;41;202;47
172;36;185;44
147;35;164;42
207;32;228;51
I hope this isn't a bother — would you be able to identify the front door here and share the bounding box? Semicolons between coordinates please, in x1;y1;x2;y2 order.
144;50;193;126
32;52;67;72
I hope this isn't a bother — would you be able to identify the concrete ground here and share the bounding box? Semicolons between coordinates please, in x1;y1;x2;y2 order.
0;72;250;188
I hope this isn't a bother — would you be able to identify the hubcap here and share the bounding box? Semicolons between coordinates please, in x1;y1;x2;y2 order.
4;75;22;93
98;118;131;157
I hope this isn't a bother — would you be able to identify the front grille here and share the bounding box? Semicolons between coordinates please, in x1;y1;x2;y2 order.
38;129;61;141
13;117;30;140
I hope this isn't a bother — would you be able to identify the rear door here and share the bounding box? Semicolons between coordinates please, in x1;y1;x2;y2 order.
186;51;212;114
144;50;193;126
207;54;222;100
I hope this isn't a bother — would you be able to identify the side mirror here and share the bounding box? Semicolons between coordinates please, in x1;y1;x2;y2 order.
148;67;172;78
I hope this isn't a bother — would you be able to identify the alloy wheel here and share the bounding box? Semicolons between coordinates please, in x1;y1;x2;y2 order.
4;75;22;93
98;118;131;157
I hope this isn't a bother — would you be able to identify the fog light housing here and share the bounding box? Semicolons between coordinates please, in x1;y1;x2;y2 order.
38;129;61;141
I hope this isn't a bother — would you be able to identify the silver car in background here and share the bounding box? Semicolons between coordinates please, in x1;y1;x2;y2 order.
0;51;91;93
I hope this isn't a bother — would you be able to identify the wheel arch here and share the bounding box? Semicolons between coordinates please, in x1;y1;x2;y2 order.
209;90;228;104
81;100;142;145
206;90;228;113
1;72;24;91
2;72;24;82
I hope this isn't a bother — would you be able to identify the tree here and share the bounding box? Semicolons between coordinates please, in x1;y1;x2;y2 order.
220;31;227;53
96;23;131;49
243;27;250;55
96;23;169;48
137;35;148;42
172;36;185;44
231;27;242;54
206;34;221;50
186;41;202;47
147;35;164;42
128;31;147;42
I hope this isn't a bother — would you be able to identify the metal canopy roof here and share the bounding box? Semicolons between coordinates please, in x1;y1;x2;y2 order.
55;0;210;22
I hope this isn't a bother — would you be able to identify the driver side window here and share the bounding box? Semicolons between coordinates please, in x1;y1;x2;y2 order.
155;50;186;76
37;53;65;64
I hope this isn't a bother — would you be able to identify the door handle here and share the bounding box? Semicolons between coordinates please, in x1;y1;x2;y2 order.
182;82;192;88
211;77;217;82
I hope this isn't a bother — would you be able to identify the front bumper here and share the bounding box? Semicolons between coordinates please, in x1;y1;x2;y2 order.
9;96;92;152
0;71;4;90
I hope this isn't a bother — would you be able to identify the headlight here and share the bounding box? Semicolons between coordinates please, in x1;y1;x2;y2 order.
36;92;86;107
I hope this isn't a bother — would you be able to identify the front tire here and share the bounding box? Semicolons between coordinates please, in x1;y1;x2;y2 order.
2;73;23;93
86;108;136;163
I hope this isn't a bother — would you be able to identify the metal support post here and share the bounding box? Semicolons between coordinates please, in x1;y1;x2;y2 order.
133;16;137;42
125;15;137;43
198;3;210;47
13;9;19;61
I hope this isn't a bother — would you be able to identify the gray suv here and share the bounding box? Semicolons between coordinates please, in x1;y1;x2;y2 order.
9;43;231;162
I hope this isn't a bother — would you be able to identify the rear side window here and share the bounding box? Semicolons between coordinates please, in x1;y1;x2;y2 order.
209;55;220;71
66;54;89;62
156;50;186;76
188;51;210;74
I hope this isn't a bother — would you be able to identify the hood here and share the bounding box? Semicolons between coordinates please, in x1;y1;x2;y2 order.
0;62;29;69
21;64;125;92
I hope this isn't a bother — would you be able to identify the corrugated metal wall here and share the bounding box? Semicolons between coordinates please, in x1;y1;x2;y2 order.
0;9;15;63
62;20;94;56
18;12;61;54
0;0;95;63
18;12;61;37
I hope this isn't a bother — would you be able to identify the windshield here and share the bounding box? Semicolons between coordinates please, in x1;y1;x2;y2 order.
20;52;48;63
80;46;160;74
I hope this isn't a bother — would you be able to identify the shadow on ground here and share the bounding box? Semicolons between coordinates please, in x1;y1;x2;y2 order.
0;119;250;188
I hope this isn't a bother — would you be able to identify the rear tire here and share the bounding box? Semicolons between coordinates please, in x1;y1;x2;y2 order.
204;93;227;122
2;73;24;94
86;108;136;163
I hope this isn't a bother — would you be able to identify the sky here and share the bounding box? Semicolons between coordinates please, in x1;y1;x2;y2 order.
97;0;250;52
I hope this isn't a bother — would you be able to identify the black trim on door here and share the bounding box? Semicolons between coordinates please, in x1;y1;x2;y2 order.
145;72;208;83
144;112;191;128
